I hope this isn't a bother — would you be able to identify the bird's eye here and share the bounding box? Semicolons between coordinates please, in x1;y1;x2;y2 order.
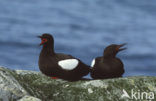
42;38;47;42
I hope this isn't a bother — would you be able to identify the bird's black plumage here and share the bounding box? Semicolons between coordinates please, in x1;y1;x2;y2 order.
90;44;126;79
38;33;90;81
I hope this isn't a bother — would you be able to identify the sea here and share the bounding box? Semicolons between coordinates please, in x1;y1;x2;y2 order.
1;0;156;78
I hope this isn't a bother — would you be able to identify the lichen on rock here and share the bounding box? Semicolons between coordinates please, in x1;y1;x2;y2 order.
0;67;156;101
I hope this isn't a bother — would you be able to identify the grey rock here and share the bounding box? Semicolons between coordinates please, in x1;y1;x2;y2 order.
17;96;41;101
0;67;156;101
0;67;41;101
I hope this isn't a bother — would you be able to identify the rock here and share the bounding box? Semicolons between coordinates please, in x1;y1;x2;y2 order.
0;67;156;101
0;67;28;101
17;96;41;101
0;67;40;101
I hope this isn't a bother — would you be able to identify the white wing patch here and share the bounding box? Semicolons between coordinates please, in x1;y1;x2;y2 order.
58;59;79;70
91;59;95;67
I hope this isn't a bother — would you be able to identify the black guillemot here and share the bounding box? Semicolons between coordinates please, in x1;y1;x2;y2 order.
90;44;126;79
38;33;90;81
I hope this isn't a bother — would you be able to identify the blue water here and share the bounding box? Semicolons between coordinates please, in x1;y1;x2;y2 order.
1;0;156;77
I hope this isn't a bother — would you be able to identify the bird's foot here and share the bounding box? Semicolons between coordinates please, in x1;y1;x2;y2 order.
51;77;58;79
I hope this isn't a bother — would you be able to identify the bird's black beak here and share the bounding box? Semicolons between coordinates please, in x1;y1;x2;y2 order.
117;43;127;51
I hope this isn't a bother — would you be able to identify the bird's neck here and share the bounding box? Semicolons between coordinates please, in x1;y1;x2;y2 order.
104;54;116;59
42;43;55;56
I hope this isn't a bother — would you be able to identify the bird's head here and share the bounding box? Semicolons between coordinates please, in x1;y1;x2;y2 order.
103;43;127;58
38;33;54;46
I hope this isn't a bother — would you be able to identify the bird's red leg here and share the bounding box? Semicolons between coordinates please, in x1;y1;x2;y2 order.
51;77;58;79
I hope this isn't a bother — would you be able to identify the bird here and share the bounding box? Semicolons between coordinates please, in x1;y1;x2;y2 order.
38;33;90;81
90;44;126;79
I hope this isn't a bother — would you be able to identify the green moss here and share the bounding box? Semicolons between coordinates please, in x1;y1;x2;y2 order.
1;67;156;101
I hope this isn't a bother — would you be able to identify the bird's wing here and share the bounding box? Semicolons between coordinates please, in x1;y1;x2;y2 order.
58;59;79;70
